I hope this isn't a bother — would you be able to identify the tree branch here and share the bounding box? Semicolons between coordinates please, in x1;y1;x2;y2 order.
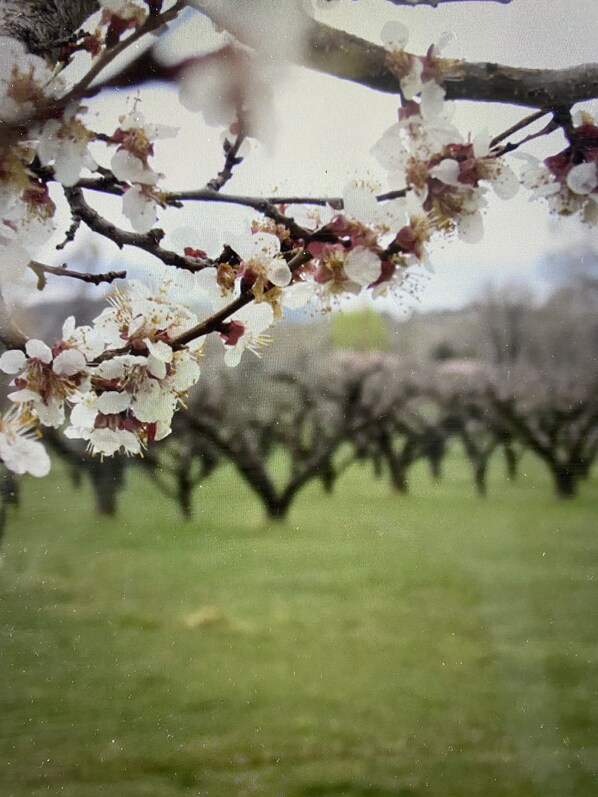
28;260;126;286
301;19;598;109
63;185;212;271
384;0;511;5
170;248;313;349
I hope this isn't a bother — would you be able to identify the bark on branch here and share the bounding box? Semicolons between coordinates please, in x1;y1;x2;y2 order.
302;20;598;109
384;0;511;5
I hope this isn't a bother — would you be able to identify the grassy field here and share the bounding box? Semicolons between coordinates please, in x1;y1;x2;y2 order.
1;451;597;796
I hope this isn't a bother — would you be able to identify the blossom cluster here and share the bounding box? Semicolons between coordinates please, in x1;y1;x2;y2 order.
372;29;520;246
0;13;176;289
519;111;598;225
0;282;202;473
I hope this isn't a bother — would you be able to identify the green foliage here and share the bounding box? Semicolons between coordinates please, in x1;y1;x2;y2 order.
329;308;391;351
1;456;597;796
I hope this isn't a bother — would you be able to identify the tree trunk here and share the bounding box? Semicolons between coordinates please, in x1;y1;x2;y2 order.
474;460;488;497
320;460;336;494
428;453;443;481
388;457;408;494
503;443;518;480
88;457;125;516
265;497;290;521
176;469;193;519
553;466;577;499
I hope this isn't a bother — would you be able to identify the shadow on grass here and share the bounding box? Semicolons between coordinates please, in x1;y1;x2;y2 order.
298;783;417;797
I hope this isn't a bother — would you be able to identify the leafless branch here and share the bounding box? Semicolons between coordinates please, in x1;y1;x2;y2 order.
62;185;212;271
382;0;511;5
300;19;598;109
205;133;247;192
490;110;550;149
28;260;126;286
165;187;407;210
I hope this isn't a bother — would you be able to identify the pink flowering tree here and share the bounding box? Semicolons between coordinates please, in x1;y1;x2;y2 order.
0;0;597;482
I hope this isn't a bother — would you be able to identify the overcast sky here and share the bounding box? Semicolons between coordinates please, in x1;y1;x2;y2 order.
39;0;598;314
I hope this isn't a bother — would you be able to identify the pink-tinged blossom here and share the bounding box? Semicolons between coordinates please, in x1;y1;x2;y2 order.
371;98;460;192
518;117;598;224
375;118;517;243
220;302;274;367
235;231;292;301
65;337;201;454
282;244;383;310
66;394;143;456
0;407;50;477
0;164;56;288
382;23;456;101
99;0;147;44
99;0;147;21
62;286;203;455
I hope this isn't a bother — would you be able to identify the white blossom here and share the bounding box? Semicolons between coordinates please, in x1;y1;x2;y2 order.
235;232;292;290
37;108;97;187
0;408;50;477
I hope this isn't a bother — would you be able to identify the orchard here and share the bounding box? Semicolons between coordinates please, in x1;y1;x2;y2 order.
0;0;596;479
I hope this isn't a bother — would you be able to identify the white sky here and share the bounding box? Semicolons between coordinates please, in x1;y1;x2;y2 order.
37;0;598;313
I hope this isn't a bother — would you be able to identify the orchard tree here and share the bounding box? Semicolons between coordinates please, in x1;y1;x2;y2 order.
0;0;597;482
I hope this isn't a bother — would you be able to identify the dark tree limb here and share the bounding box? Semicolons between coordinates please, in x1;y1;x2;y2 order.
383;0;511;5
301;19;598;109
28;260;127;286
63;185;212;271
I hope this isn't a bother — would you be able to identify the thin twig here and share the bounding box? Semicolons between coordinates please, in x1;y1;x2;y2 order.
490;110;550;149
28;261;126;286
206;133;247;192
60;1;187;108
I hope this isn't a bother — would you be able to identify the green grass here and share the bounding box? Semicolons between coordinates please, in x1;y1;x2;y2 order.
1;451;597;796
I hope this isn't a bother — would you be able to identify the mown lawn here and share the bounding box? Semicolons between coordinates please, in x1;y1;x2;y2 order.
1;451;597;796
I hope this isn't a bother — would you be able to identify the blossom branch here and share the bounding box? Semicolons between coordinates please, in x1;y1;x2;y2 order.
165;187;407;210
171;249;313;350
299;21;598;108
28;260;127;286
59;1;186;108
63;11;598;113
